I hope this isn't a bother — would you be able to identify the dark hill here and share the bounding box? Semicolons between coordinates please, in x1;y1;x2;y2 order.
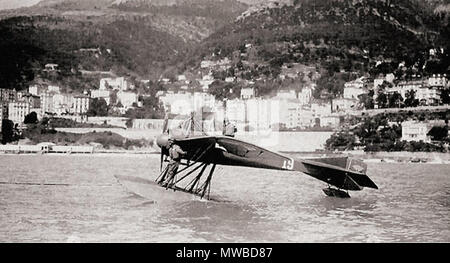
184;0;449;97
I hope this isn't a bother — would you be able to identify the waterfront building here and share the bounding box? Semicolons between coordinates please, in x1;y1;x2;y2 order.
401;120;447;143
245;98;273;130
193;92;216;112
401;121;431;142
225;99;246;123
159;92;193;115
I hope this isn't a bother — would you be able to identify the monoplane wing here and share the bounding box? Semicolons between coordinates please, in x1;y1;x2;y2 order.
168;135;378;195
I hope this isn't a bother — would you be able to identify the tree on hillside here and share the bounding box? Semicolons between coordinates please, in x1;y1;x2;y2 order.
1;119;15;144
87;98;108;117
24;111;38;124
440;89;450;105
358;90;375;109
388;91;403;108
404;90;419;107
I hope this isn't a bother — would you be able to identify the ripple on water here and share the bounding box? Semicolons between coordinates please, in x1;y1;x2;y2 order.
0;155;449;242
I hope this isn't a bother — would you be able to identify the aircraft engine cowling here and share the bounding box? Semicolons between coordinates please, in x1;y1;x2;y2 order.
156;134;169;149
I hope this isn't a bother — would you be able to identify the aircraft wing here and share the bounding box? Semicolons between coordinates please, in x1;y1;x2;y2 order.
173;136;378;191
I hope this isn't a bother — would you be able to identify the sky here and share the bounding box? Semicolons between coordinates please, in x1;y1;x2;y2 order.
0;0;41;10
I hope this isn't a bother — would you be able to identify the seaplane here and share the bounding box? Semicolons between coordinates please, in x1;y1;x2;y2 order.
154;112;378;200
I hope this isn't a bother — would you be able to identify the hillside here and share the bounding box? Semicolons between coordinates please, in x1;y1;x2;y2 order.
184;0;449;98
0;0;249;91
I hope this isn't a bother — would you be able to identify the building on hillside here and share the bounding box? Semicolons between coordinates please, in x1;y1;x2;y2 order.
401;120;447;143
427;74;448;88
53;94;74;115
117;91;138;108
0;102;8;120
332;98;358;112
72;95;91;115
8;102;30;124
91;89;111;105
240;87;255;100
40;92;55;115
276;89;297;100
21;93;40;108
47;85;60;93
298;86;313;105
310;101;332;117
159;92;193;115
320;115;341;128
344;77;367;99
28;85;44;96
100;77;129;91
0;88;17;102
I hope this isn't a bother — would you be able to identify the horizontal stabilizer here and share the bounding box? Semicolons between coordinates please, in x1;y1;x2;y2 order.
295;157;378;191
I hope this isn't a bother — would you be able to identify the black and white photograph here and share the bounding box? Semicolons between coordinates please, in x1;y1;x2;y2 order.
0;0;449;246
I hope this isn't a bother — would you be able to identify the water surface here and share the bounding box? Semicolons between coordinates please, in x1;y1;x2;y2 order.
0;154;449;242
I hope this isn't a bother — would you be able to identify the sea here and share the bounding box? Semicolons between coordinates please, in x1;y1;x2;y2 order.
0;153;449;243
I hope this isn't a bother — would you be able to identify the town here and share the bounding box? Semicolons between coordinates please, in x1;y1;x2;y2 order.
1;50;449;150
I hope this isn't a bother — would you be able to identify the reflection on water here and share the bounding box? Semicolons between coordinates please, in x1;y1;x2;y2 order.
0;154;449;242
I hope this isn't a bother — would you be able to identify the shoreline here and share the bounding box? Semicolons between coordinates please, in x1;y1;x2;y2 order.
1;149;449;163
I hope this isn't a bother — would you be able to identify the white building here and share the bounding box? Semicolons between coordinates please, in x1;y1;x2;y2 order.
276;89;297;100
40;92;54;115
240;87;255;100
28;85;43;96
332;98;358;112
8;102;30;124
53;93;73;115
91;89;111;105
311;102;332;117
387;79;441;105
245;98;274;130
225;99;246;123
117;91;138;108
72;95;90;115
193;92;216;112
401;121;432;142
159;92;193;115
320;115;340;128
0;88;17;102
428;74;448;88
100;77;129;91
298;86;313;105
344;77;366;99
198;74;215;91
47;85;60;93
